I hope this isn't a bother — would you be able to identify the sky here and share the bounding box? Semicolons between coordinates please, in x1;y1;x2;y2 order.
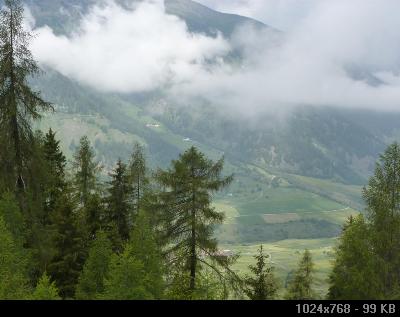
26;0;400;114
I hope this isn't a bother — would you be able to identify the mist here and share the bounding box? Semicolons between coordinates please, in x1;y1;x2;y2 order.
29;0;400;114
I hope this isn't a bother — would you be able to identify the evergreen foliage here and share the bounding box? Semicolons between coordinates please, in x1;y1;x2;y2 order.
286;250;316;300
31;272;61;300
76;230;113;300
244;245;278;300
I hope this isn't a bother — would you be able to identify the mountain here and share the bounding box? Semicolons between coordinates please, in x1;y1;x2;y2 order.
14;0;400;243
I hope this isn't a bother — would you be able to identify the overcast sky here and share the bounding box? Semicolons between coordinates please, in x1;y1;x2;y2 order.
27;0;400;114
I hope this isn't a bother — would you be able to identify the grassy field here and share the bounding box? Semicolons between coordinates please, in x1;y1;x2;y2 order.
221;238;337;298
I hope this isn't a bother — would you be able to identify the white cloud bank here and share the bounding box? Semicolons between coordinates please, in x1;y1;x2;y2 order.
29;0;400;113
31;0;230;93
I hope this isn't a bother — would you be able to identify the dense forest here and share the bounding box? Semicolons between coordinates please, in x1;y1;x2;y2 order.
1;0;400;300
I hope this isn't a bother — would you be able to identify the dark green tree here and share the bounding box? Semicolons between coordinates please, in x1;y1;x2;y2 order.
76;230;113;300
155;146;235;294
42;128;66;221
72;136;100;207
47;189;86;299
31;272;61;300
0;0;51;195
244;245;278;300
286;250;316;300
106;159;133;242
128;143;149;214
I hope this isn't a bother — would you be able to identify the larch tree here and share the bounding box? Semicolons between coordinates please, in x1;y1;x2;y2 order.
155;146;236;294
244;245;278;300
0;0;51;196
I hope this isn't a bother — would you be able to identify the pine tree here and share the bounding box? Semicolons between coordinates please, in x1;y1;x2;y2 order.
128;143;149;214
76;230;113;300
72;136;100;207
0;215;30;299
106;159;133;242
244;245;278;300
0;0;51;195
286;250;316;300
155;146;235;294
47;189;86;299
31;272;61;300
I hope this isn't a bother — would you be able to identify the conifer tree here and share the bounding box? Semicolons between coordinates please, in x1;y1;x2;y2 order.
102;249;150;300
31;272;61;300
75;230;113;300
128;143;149;214
84;192;105;239
328;215;380;299
0;215;30;299
42;128;66;221
286;250;316;300
47;189;86;299
244;245;278;300
128;210;164;298
106;159;133;242
362;142;400;297
72;136;100;207
0;0;51;195
155;146;235;294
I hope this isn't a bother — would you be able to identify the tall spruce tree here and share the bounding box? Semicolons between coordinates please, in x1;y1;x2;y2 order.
155;146;235;294
42;128;66;221
0;0;51;195
106;159;133;242
47;189;86;299
128;143;149;214
244;245;278;300
286;250;316;300
72;136;100;207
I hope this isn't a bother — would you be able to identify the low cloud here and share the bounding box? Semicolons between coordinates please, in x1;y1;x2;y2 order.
29;0;400;114
30;0;230;93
